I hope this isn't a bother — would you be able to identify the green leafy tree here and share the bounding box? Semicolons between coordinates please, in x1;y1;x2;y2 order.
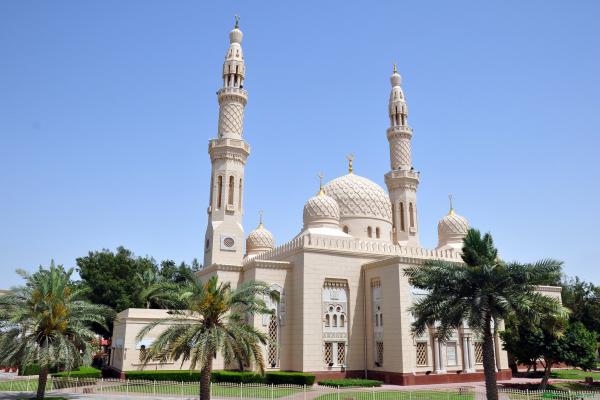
138;276;277;400
405;229;563;400
0;262;113;400
159;259;201;284
561;277;600;334
76;247;158;313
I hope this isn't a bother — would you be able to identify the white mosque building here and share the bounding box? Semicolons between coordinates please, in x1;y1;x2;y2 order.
109;20;561;384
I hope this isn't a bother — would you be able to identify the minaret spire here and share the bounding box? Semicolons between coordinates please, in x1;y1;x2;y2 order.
204;19;251;267
384;66;421;246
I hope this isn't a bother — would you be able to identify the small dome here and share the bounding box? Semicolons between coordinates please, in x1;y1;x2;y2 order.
246;222;274;256
303;189;340;229
324;174;392;222
438;209;469;236
229;28;243;44
437;209;469;251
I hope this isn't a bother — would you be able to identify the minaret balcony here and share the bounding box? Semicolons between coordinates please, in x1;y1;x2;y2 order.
384;169;420;189
386;125;413;140
218;87;248;103
208;137;251;162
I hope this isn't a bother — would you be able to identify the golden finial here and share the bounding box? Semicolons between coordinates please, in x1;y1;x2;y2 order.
393;63;397;74
234;14;240;29
448;194;455;215
317;172;325;196
258;210;264;227
346;153;355;174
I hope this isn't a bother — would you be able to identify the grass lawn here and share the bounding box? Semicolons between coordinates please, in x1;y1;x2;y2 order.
314;391;474;400
548;382;600;392
550;369;600;380
0;379;47;392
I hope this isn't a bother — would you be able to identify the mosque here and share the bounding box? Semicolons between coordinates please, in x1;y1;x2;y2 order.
109;20;564;385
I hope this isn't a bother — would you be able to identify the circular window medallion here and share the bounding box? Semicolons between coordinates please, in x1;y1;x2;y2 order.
223;237;235;248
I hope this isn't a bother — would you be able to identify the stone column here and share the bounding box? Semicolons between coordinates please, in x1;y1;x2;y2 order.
462;336;470;372
433;337;440;372
438;340;445;373
492;336;498;372
467;337;474;371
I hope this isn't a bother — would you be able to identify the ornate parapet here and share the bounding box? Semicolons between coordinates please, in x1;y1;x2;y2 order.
250;233;462;264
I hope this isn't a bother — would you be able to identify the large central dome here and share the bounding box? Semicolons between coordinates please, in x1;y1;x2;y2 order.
323;174;392;222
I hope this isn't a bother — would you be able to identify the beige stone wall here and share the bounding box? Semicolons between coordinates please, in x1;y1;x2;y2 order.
110;309;194;372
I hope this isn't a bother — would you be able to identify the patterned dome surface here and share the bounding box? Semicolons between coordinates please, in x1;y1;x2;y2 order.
303;192;340;221
438;211;469;236
246;224;275;251
323;174;392;221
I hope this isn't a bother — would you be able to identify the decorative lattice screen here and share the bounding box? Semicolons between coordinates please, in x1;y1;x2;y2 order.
324;342;333;365
376;341;384;365
337;342;345;365
474;342;484;364
267;314;278;367
416;342;428;366
138;347;147;362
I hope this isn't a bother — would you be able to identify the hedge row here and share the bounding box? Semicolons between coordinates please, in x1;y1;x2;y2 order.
19;365;101;378
212;371;264;383
318;379;383;387
264;372;315;386
122;370;315;385
53;367;102;379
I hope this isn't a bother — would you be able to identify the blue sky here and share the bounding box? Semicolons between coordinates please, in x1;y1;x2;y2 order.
1;1;599;288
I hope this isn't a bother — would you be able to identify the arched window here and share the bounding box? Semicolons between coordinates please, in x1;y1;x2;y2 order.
409;203;415;228
333;314;338;327
238;179;243;211
340;314;345;327
325;314;330;327
228;176;235;205
399;202;405;231
375;227;380;239
343;226;349;234
391;203;396;233
380;314;383;326
367;227;372;238
217;176;223;209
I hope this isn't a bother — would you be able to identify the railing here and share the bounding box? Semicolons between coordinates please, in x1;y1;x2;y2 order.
0;376;599;400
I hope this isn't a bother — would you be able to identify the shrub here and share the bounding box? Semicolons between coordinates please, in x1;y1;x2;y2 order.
265;371;315;386
212;371;264;383
124;370;201;382
318;379;383;387
123;370;264;383
53;367;101;379
19;364;41;376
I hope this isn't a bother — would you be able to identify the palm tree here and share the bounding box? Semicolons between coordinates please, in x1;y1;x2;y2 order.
137;276;278;400
0;262;113;400
405;229;563;400
137;268;180;309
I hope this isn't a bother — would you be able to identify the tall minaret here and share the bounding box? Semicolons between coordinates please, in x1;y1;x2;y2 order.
204;17;250;267
384;66;420;246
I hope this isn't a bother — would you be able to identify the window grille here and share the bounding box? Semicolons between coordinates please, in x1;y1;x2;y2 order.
416;342;428;366
337;342;346;365
474;342;484;364
375;341;384;366
139;346;147;362
267;314;278;367
324;342;333;365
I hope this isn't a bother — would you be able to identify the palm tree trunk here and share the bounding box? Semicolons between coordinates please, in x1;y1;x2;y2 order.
199;358;213;400
482;314;499;400
36;365;49;400
539;357;552;391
